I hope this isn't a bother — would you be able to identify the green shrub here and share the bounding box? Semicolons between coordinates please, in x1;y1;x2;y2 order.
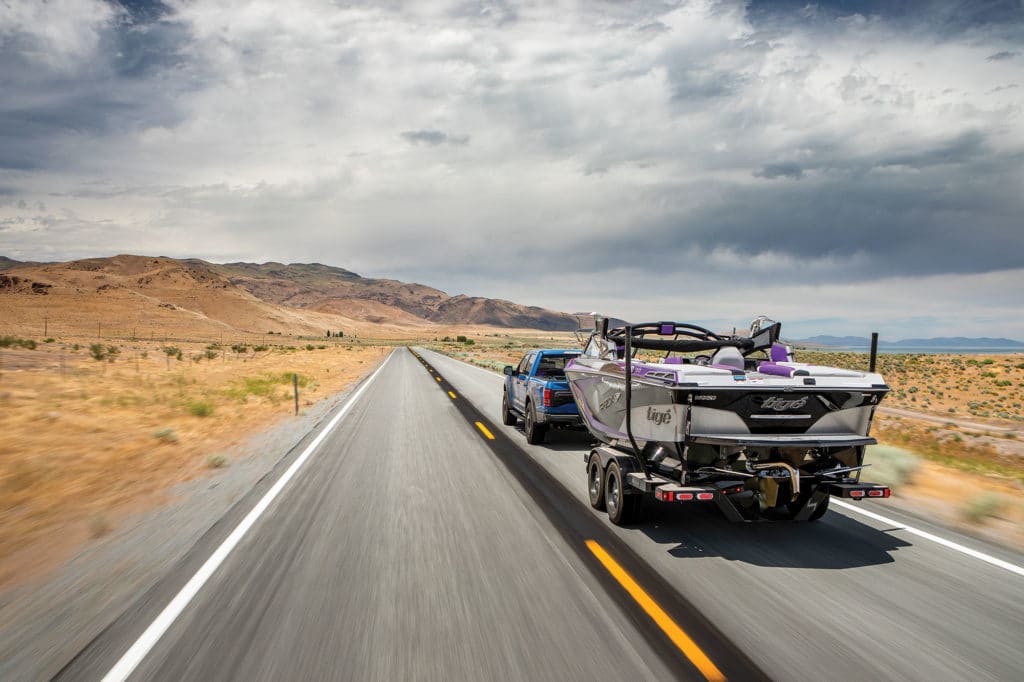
0;336;37;349
205;349;218;360
44;337;55;343
224;372;309;403
305;344;315;351
206;454;229;469
961;493;1006;524
89;343;107;361
231;344;248;354
187;400;214;417
89;513;111;538
153;428;178;443
864;445;921;488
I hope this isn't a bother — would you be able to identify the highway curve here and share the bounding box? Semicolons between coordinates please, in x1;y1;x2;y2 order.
57;349;771;681
417;347;1024;682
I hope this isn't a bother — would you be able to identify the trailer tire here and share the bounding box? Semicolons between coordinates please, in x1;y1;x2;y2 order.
501;390;517;426
605;461;641;525
789;491;830;521
807;493;830;521
524;402;547;444
587;454;606;511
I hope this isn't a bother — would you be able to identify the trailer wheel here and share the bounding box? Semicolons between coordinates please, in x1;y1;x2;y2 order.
789;491;830;521
501;390;517;426
524;402;547;444
605;461;641;525
587;454;606;511
806;493;830;521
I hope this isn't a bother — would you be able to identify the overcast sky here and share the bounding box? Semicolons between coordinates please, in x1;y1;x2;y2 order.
1;0;1022;339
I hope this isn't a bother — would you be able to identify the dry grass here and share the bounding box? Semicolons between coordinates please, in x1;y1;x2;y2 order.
872;414;1024;481
799;351;1024;423
0;337;389;588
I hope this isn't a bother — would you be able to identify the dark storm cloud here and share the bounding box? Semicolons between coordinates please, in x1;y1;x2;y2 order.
400;130;470;146
987;50;1020;61
748;0;1024;38
877;131;987;169
0;2;193;172
754;163;804;180
569;155;1024;281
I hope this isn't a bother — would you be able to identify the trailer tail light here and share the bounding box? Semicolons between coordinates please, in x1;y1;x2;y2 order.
850;490;865;498
542;389;553;407
868;488;890;498
656;489;715;502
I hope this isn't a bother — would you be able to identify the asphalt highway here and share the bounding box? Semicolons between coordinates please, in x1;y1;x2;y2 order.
56;347;1024;681
57;349;753;681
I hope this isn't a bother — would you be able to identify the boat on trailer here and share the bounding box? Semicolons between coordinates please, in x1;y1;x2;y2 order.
565;316;892;524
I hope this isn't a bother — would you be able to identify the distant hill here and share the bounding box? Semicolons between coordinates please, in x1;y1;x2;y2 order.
0;256;41;271
208;261;578;331
0;254;581;335
796;335;1024;348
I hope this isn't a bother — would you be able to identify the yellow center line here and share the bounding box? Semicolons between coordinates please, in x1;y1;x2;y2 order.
448;391;457;399
436;376;442;382
585;540;726;682
475;422;495;440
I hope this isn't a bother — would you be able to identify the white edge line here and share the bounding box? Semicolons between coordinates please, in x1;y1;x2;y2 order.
101;350;395;682
832;499;1024;577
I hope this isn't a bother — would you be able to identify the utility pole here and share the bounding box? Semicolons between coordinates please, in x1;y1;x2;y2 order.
44;315;48;337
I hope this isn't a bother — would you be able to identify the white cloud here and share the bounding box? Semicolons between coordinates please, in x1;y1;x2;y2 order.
0;0;1022;338
0;0;123;71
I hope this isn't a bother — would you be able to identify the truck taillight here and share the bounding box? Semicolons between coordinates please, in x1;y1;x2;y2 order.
543;389;553;407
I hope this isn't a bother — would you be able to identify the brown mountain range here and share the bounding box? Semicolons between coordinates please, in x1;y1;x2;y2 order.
0;255;580;337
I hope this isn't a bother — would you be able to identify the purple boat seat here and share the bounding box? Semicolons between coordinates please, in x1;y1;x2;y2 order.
663;357;685;364
758;362;810;377
770;343;793;363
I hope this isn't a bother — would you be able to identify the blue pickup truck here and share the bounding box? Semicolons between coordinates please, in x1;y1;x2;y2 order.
501;349;582;444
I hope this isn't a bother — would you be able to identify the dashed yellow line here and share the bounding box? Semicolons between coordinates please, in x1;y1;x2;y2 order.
448;391;457;399
475;422;495;439
585;540;726;682
435;376;442;382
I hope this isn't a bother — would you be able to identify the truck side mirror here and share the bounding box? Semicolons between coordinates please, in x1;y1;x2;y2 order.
503;365;514;376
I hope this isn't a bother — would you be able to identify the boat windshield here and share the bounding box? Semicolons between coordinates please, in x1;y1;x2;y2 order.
535;354;579;379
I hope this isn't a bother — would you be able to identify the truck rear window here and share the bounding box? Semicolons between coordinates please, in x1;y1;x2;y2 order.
535;354;579;379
